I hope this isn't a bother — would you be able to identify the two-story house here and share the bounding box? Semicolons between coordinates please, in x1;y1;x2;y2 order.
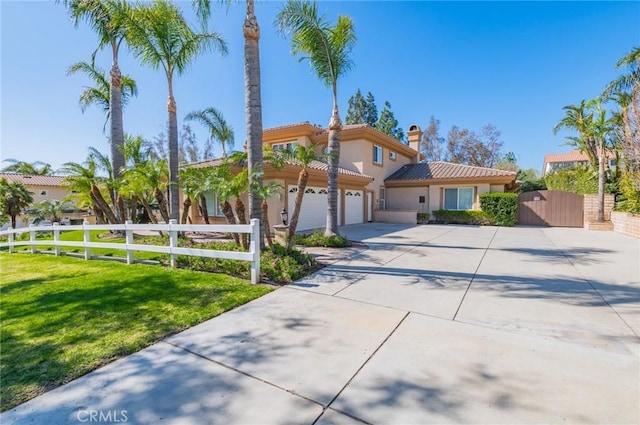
186;122;517;232
542;149;617;176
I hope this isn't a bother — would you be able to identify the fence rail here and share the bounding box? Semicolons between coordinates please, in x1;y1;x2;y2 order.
0;219;261;284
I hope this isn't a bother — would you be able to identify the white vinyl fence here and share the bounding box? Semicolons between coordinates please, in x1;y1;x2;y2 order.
0;219;261;284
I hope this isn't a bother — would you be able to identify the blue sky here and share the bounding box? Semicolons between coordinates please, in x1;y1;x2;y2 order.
1;1;638;175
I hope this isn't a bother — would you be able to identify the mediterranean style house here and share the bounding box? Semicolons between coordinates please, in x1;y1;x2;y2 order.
186;123;517;231
542;149;617;176
0;173;90;228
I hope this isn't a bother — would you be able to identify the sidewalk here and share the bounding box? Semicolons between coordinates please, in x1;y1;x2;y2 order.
3;224;638;424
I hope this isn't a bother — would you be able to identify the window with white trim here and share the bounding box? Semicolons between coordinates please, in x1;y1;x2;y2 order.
444;188;474;210
389;151;397;160
373;145;383;165
272;141;298;152
203;191;224;217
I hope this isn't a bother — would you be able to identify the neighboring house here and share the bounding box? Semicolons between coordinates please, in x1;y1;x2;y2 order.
0;173;89;228
186;123;517;232
542;149;617;176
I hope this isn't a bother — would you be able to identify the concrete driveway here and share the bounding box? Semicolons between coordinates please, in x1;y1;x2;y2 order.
3;224;639;424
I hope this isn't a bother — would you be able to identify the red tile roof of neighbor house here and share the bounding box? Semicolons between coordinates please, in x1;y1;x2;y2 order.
385;162;516;182
0;173;67;187
543;149;590;164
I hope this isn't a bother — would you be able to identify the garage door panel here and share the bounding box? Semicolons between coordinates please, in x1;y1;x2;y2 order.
288;186;327;231
345;190;363;225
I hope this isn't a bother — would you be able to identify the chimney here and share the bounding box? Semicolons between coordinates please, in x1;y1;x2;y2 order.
407;124;422;163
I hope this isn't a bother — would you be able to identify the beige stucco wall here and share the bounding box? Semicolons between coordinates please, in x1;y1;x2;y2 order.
386;187;430;213
490;184;506;193
28;185;73;204
340;138;414;210
374;209;418;224
427;183;491;214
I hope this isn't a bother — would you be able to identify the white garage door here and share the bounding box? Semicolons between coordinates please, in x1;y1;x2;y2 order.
288;186;327;232
344;190;364;225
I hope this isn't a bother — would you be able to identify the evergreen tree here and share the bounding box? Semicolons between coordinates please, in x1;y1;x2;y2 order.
364;91;378;126
377;101;405;142
345;89;367;125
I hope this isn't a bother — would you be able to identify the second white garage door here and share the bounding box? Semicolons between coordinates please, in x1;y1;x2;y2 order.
344;190;364;225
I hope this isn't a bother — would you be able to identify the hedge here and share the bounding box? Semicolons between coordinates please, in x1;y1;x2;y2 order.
479;192;518;226
432;210;489;225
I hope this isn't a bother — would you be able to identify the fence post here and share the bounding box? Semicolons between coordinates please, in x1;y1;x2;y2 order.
125;220;134;264
83;219;91;260
8;227;14;253
29;224;36;254
169;219;177;267
53;222;61;256
250;219;260;285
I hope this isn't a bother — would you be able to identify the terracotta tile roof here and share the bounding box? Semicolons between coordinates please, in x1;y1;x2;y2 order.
543;150;590;164
385;162;516;182
0;173;67;187
188;158;372;180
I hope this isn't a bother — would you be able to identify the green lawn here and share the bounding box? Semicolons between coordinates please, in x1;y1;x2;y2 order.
9;229;164;261
0;253;272;412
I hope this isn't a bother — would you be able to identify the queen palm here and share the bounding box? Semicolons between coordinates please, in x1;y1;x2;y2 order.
62;0;131;183
30;200;72;225
586;100;615;223
254;181;282;251
185;107;234;158
67;60;137;132
61;158;119;225
126;0;227;222
1;159;54;176
276;0;356;236
191;0;265;249
280;144;322;250
0;178;33;229
553;100;598;166
602;47;639;99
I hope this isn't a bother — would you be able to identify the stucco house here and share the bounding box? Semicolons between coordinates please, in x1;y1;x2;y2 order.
542;149;617;176
186;123;517;232
0;173;89;228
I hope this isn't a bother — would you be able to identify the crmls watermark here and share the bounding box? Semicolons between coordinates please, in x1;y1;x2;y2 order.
76;410;128;423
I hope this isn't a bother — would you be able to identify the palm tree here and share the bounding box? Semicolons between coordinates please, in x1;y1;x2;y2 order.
0;178;34;229
67;60;137;132
62;0;131;183
179;167;210;224
1;159;54;176
276;0;356;237
184;107;234;158
126;0;228;221
60;158;119;224
29;200;72;224
191;0;265;249
553;100;598;166
279;144;322;250
586;99;615;223
602;47;639;99
209;161;241;246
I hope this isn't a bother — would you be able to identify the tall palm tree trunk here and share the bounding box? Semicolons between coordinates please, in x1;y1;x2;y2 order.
288;169;309;250
244;0;264;249
110;42;125;220
325;103;341;236
167;80;180;221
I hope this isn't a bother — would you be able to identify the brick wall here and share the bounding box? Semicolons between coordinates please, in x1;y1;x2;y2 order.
611;211;640;239
583;194;615;226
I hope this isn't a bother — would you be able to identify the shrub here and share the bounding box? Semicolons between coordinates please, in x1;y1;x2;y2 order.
294;230;349;248
518;178;547;193
431;210;489;225
615;172;640;213
174;239;320;284
479;192;518;226
544;167;598;195
417;212;430;224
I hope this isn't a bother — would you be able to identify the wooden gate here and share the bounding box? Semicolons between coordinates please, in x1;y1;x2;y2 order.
517;190;584;227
